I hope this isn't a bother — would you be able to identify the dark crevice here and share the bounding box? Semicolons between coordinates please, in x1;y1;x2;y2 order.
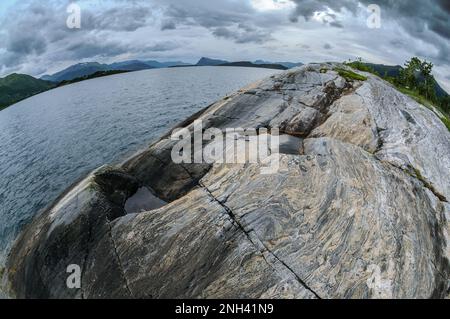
216;115;241;121
199;181;322;299
379;160;448;203
355;91;386;155
105;218;134;298
407;166;447;202
374;127;385;154
80;213;93;300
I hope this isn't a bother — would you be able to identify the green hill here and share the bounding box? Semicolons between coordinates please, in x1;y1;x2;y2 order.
0;74;56;110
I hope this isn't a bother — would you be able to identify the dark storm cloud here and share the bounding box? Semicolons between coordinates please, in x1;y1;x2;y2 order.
6;32;47;55
329;21;343;28
156;0;275;44
358;0;450;41
161;3;249;29
0;0;152;74
212;24;271;44
82;6;151;32
144;41;180;52
436;0;450;13
289;0;450;64
289;0;355;23
161;20;177;31
64;37;130;60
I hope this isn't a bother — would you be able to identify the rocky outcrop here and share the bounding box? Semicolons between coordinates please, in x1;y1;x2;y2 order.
4;63;450;298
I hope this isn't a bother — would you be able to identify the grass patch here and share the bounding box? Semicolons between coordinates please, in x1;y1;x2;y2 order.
440;115;450;131
345;61;378;74
395;86;434;108
334;68;367;81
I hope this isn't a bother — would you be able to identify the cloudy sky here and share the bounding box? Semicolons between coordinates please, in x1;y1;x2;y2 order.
0;0;449;91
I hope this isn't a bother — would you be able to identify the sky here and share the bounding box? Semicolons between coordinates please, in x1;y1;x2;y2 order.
0;0;449;91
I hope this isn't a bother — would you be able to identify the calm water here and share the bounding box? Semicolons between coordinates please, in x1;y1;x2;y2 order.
0;66;281;264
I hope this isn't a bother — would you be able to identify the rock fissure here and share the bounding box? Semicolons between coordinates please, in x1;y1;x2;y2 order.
80;213;93;300
199;181;322;299
105;218;134;298
380;159;448;203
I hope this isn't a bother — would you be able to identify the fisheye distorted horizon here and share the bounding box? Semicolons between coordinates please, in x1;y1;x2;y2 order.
0;0;449;91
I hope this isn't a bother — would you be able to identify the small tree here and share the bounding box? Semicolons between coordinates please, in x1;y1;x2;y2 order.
400;57;436;101
419;60;435;102
400;57;422;89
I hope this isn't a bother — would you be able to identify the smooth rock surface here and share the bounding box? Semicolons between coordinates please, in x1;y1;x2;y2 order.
4;63;450;299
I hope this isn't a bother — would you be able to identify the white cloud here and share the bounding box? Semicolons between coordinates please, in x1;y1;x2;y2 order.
250;0;295;12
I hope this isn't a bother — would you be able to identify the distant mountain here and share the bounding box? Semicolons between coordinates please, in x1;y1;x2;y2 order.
42;61;154;82
433;80;448;98
254;60;303;69
219;61;288;70
41;62;109;82
108;60;154;72
195;57;297;69
364;63;402;78
144;60;191;68
0;74;56;109
41;58;301;83
41;60;194;82
196;57;229;66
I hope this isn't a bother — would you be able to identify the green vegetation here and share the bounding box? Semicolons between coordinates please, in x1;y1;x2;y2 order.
334;67;368;81
0;70;131;111
346;57;450;131
440;116;450;131
0;74;56;110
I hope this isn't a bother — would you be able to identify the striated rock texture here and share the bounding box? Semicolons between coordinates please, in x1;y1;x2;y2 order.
4;63;450;299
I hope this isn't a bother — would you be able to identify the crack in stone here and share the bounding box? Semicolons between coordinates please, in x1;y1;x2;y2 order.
379;160;447;203
106;218;134;298
199;181;322;299
80;213;93;300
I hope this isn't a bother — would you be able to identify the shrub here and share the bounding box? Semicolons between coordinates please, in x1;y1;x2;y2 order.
334;68;367;81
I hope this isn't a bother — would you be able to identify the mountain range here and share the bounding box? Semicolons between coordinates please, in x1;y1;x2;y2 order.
41;60;189;83
40;57;303;83
1;59;448;111
195;57;303;69
0;57;299;109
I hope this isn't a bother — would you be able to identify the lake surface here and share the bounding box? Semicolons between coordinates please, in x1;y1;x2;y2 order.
0;66;281;265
